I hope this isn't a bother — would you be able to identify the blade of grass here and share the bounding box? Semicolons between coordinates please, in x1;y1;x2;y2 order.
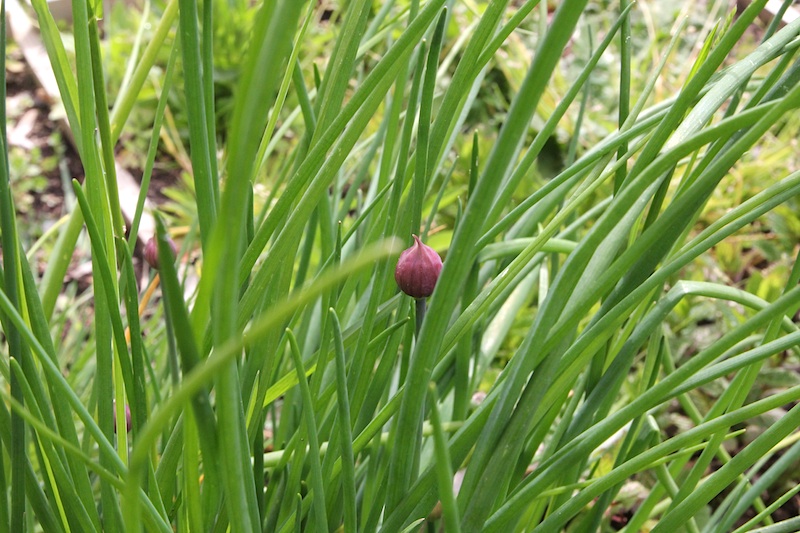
27;0;82;152
87;6;125;238
178;0;217;247
200;0;218;203
39;207;84;320
0;289;126;476
71;182;136;407
426;0;515;173
110;0;150;120
732;476;800;533
313;0;373;134
252;1;317;182
428;383;462;533
411;10;447;234
115;240;147;436
615;0;632;191
0;78;28;533
127;41;179;255
286;329;328;532
109;0;179;142
329;309;357;533
71;0;121;525
717;396;800;530
182;410;203;533
749;517;800;533
0;381;172;532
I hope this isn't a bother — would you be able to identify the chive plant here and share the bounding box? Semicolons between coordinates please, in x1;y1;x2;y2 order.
2;0;800;531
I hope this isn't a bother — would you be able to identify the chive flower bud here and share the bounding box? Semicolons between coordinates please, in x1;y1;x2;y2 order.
113;403;132;433
394;235;442;299
144;235;178;270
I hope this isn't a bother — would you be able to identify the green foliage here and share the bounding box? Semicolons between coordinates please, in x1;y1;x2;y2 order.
2;0;800;532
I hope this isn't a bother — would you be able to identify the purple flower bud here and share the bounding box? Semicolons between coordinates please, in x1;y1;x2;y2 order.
394;235;442;299
113;403;132;433
144;235;178;270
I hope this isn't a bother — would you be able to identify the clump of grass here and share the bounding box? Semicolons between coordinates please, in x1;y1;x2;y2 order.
2;0;800;532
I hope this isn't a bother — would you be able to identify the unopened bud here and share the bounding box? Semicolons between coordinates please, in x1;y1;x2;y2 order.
144;235;178;270
394;235;442;299
113;403;132;433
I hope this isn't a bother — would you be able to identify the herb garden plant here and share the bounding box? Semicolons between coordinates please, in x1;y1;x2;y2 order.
2;0;800;531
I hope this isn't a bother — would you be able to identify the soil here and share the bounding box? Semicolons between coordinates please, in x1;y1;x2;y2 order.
5;43;179;292
5;43;181;216
6;44;83;224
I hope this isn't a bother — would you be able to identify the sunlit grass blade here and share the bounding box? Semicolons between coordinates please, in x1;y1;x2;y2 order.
0;373;85;533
